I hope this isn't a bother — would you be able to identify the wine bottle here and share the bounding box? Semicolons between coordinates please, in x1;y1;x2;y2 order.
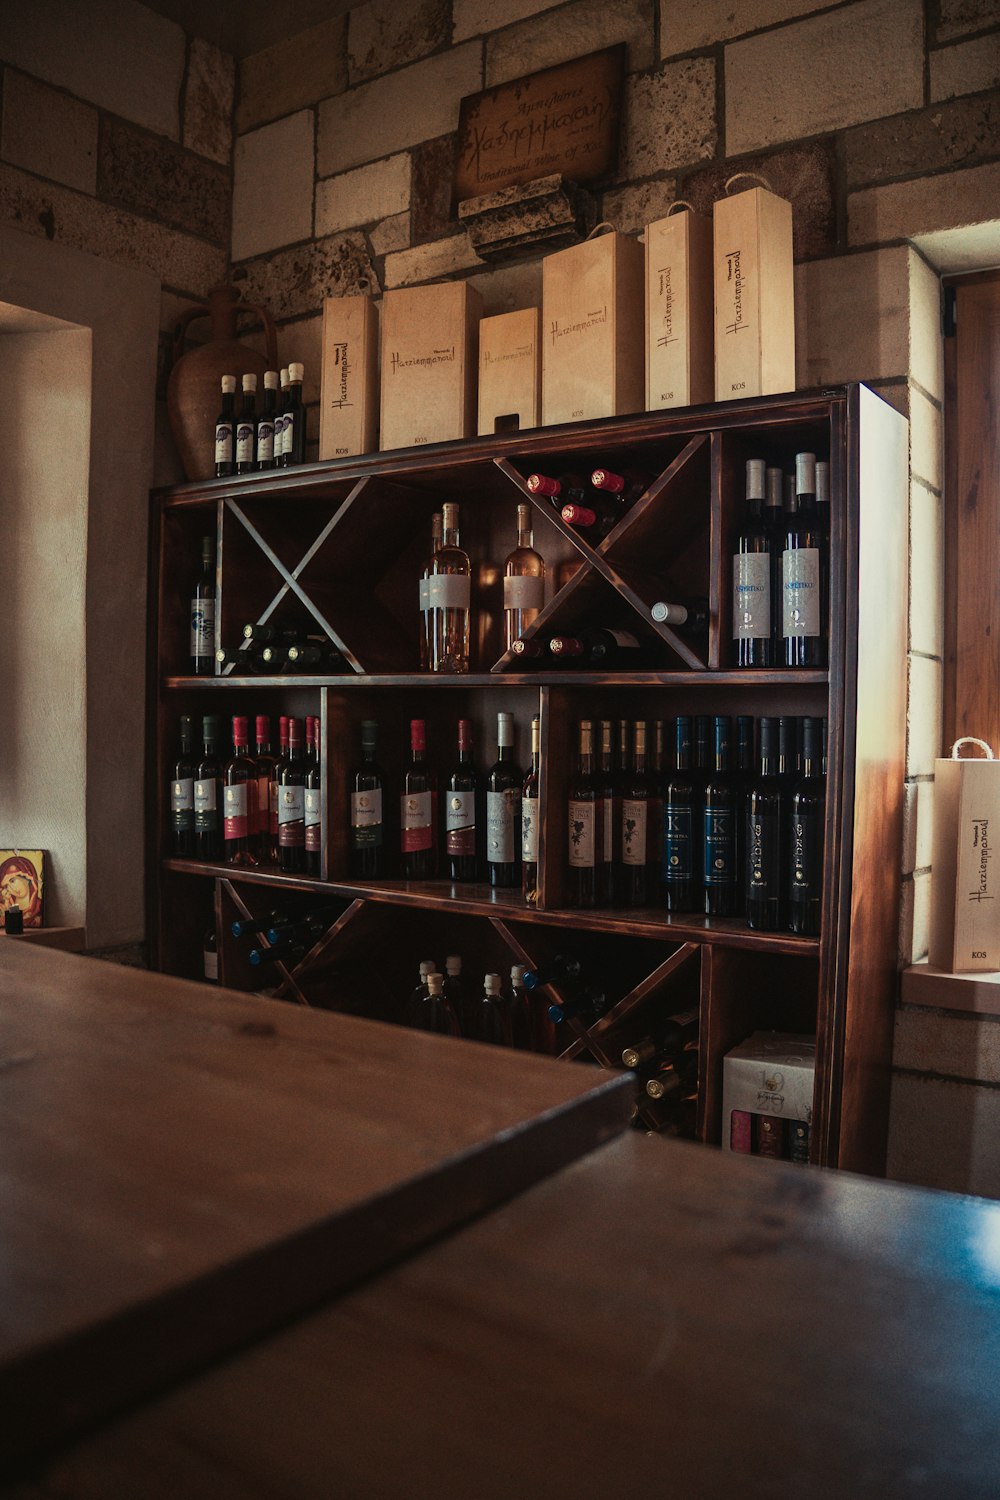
419;511;443;671
252;716;278;864
401;718;437;879
193;714;223;862
734;713;754;907
733;458;776;668
549;628;647;667
214;375;236;478
620;721;651;907
789;1120;810;1164
429;502;471;674
646;1067;695;1103
746;717;784;932
255;369;278;470
223;715;259;869
304;718;322;878
286;641;344;671
507;966;533;1050
445;718;479;883
249;939;306;969
560;495;624;539
270;715;289;859
503;502;545;650
274;367;289;459
242;622;296;647
474;973;512;1046
782;451;827;668
203;925;218;982
703;715;737;918
443;954;472;1035
525;471;590;512
260;643;290;672
350;720;385;879
650;598;709;634
509;636;548;663
486;711;521;888
789;716;825;936
647;719;665;890
406;960;438;1024
231;910;284;939
590;466;649;507
622;1008;699;1069
264;906;339;947
567;719;599;909
170;715;196;858
816;459;831;545
756;1115;785;1159
190;535;216;676
521;952;584;995
764;464;783;538
778;715;798;789
522;714;541;906
235;373;257;474
277;717;306;875
663;715;697;913
407;971;462;1036
730;1109;753;1153
596;719;619;908
280;361;306;467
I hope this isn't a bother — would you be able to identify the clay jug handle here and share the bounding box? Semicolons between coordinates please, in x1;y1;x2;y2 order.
237;301;278;368
171;303;208;366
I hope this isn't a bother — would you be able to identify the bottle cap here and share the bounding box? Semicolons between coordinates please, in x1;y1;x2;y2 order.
288;362;304;381
591;469;623;493
511;965;527;984
442;501;459;528
427;972;445;994
458;718;472;750
795;452;817;495
561;503;597;527
496;711;514;746
526;474;559;496
765;467;783;508
242;373;258;392
419;960;437;977
288;717;303;745
484;973;502;994
255;714;270;741
232;715;249;744
280;367;289;386
221;375;237;393
651;601;688;625
446;954;462;975
179;714;194;738
279;714;289;736
410;718;426;752
264;370;279;389
202;713;222;740
746;459;766;500
816;461;830;505
361;719;378;746
516;501;531;528
4;906;24;936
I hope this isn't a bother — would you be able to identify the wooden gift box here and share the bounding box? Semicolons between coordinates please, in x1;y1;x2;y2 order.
929;739;1000;973
645;207;714;411
319;294;379;459
478;308;541;436
380;282;483;451
713;183;795;402
542;230;644;426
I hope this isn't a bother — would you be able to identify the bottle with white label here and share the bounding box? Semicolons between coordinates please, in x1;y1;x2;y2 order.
567;719;599;909
274;367;289;462
503;502;545;650
190;535;216;676
278;717;307;875
350;719;384;879
203;926;218;983
256;370;279;470
214;374;236;478
782;452;828;668
621;720;651;908
522;714;541;906
429;502;471;673
486;711;522;888
235;373;257;473
193;714;223;862
419;512;443;671
445;718;479;882
304;715;322;878
223;715;259;869
401;718;437;879
596;719;619;908
732;457;775;668
170;714;196;858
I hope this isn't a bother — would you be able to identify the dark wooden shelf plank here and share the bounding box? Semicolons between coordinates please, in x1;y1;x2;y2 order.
164;670;830;690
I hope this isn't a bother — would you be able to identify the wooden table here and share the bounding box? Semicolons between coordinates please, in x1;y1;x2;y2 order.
0;942;633;1468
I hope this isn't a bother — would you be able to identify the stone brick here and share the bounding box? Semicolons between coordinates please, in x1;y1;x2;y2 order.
887;1072;1000;1198
232;231;378;323
277;314;323;406
98;116;229;246
453;0;563;43
602;177;676;236
849;160;1000;247
0;159;226;295
348;0;452;86
413;134;458;243
317;44;482;178
895;1005;1000;1085
680;141;837;261
370;212;412;255
910;386;944;492
466;257;543;315
0;0;185;139
936;0;1000;42
1;68;97;195
906;653;944;779
383;232;484;288
236;15;347;134
459;174;597;260
183;38;234;166
620;58;716;179
794;248;910;392
930;34;1000;100
845;94;1000;190
909;251;945;405
316;154;411;237
659;0;835;57
909;479;945;660
725;0;924;156
232;110;314;262
486;0;654;87
901;777;935;876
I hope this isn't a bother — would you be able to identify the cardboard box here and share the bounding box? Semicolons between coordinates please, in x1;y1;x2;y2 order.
721;1032;815;1154
380;282;482;451
929;739;1000;973
713;184;795;402
319;294;379;459
542;230;644;426
478;308;541;436
645;207;714;410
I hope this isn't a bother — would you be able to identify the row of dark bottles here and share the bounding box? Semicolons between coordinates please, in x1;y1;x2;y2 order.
401;955;559;1052
214;365;306;477
525;464;650;539
511;609;707;668
228;902;339;969
730;1109;810;1162
170;712;321;875
217;621;349;675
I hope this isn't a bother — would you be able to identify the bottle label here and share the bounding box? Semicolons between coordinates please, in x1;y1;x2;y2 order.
190;598;215;658
193;778;217;831
605;629;639;649
601;793;617;863
522;796;539;861
401;790;433;852
733;553;771;640
351;789;383;848
747;808;782;899
274;413;286;453
428;574;471;610
790;811;822;899
445;790;476;856
214;422;233;463
486;788;519;864
703;806;736;885
278;785;305;846
622;799;647;866
782;547;820;637
223;782;249;840
236;423;255;463
170;777;194;832
304;789;321;852
257;420;274;462
568;800;596;867
504;575;544;611
203;948;218;982
664;801;693;882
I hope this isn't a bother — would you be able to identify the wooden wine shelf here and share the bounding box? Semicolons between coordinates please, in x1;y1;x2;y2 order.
165;671;830;690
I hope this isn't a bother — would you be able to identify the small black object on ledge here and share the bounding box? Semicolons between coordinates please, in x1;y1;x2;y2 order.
4;907;24;936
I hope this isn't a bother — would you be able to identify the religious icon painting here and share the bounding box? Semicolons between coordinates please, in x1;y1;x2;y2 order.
0;850;46;928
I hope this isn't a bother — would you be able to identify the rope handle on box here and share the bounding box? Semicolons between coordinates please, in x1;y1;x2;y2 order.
950;737;995;760
586;222;618;239
667;200;697;216
725;172;774;194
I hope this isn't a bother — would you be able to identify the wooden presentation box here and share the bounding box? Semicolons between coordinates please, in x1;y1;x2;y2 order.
645;208;714;410
380;282;483;451
478;308;540;435
713;185;795;402
929;746;1000;973
542;231;644;426
319;294;379;459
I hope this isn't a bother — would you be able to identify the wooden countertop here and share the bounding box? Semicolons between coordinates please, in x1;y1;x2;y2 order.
0;942;632;1467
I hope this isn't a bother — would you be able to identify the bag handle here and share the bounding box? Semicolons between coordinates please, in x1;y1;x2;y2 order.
725;172;774;195
585;221;618;239
667;200;697;216
950;737;996;760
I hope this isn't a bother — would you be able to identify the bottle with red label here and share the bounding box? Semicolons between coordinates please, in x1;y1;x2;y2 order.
304;715;322;877
223;716;259;868
445;718;479;882
253;715;279;864
278;717;306;874
401;718;437;879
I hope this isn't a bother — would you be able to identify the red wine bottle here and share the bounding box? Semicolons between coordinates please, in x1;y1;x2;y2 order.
521;714;541;906
525;471;590;511
190;535;216;676
170;715;196;858
445;718;479;882
193;714;223;862
235;373;257;474
214;375;236;478
277;718;306;874
560;496;624;539
789;716;825;936
703;716;737;917
663;715;697;913
590;466;649;507
223;715;259;868
350;719;384;879
486;711;521;888
254;715;279;864
733;459;776;668
401;718;437;879
567;719;599;909
549;629;647;667
621;720;651;908
304;717;322;878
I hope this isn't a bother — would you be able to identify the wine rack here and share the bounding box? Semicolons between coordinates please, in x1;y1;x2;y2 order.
150;384;908;1173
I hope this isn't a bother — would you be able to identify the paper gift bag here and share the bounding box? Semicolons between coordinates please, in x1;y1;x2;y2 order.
645;203;714;411
713;176;795;402
929;738;1000;973
542;226;644;426
380;282;482;451
319;293;379;459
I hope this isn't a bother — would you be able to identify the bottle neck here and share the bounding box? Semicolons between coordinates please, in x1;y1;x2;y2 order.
221;392;234;416
442;524;459;548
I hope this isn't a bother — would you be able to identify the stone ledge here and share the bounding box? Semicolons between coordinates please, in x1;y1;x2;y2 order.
458;174;597;261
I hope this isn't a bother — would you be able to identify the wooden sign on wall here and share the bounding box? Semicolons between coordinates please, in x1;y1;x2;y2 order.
454;45;625;205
